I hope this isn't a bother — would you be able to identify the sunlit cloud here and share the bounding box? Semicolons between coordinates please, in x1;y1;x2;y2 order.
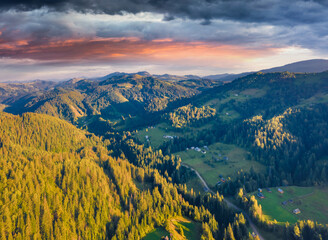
0;8;327;81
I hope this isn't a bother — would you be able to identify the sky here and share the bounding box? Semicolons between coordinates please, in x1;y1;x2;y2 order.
0;0;328;81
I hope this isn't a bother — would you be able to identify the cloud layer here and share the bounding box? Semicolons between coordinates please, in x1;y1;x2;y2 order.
1;0;328;26
0;1;327;81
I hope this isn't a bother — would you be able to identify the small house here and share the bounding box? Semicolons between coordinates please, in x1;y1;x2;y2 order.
293;209;301;214
221;178;226;183
201;150;206;154
223;156;229;161
278;188;284;194
258;188;262;193
195;147;201;152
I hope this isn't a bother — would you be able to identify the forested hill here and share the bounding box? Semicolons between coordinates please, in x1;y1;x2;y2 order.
0;112;249;240
5;74;220;123
0;81;56;114
159;71;328;194
193;71;328;119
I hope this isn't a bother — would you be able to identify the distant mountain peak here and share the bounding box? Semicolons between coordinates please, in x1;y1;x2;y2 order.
261;59;328;73
136;71;152;76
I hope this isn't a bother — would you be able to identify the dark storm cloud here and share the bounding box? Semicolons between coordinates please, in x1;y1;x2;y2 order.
1;0;328;26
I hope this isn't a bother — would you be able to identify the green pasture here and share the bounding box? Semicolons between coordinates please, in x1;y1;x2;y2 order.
249;186;328;224
176;142;265;187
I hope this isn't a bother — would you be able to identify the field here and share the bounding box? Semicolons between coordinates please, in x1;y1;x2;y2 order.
176;142;265;187
135;122;213;149
143;227;170;240
249;186;328;224
143;217;201;240
185;176;205;194
135;123;183;148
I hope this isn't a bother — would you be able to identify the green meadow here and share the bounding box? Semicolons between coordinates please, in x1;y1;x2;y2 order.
176;142;265;187
249;186;328;224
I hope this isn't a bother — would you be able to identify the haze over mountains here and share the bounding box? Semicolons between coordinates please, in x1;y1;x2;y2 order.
66;59;328;83
204;59;328;81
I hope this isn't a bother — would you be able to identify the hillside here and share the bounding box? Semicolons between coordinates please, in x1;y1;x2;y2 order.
155;71;328;192
0;112;250;240
0;80;56;113
2;74;220;127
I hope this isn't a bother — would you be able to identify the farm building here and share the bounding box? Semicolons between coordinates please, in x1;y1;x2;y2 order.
293;209;301;214
195;147;201;152
257;192;265;199
278;188;284;194
163;135;174;139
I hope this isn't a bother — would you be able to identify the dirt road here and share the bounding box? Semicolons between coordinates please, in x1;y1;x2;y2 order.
182;163;264;240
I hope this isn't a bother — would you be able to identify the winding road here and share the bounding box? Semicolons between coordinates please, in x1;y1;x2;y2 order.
182;163;264;240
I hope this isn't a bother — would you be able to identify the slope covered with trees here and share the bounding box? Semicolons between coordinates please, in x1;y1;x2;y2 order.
0;112;251;240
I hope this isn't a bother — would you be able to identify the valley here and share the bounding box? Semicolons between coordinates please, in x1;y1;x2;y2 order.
0;67;328;240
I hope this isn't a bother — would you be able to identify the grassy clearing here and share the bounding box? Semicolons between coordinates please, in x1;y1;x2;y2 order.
166;217;201;240
135;122;183;148
176;142;265;187
134;122;214;149
134;180;153;192
143;217;201;240
298;92;328;107
249;186;328;224
143;227;170;240
218;108;240;122
185;176;205;194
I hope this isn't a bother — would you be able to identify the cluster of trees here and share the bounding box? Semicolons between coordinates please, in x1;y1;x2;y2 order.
0;113;119;239
226;103;328;189
167;104;216;128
